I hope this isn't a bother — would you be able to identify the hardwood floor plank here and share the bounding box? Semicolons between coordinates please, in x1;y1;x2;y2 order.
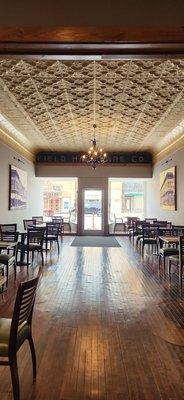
0;237;183;400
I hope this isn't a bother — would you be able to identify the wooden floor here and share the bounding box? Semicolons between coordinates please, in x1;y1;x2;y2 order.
0;237;184;400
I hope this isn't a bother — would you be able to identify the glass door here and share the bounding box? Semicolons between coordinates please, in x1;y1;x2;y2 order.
82;189;104;235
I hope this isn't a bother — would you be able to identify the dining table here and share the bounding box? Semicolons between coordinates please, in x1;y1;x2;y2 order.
159;236;179;247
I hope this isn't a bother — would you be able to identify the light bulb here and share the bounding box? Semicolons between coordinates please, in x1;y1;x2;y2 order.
94;152;97;156
82;155;86;159
88;150;91;154
104;153;107;157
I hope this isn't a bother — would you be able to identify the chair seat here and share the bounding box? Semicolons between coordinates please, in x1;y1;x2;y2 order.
136;235;143;240
45;235;57;240
140;238;157;244
0;254;15;262
20;243;41;251
0;318;30;357
169;255;184;264
159;248;179;256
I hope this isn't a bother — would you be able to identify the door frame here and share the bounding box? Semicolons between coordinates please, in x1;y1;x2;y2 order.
82;188;104;236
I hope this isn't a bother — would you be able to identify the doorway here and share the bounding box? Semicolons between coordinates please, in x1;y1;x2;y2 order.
82;189;104;235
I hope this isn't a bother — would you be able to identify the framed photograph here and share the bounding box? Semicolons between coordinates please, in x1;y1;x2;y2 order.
160;166;176;211
9;165;27;210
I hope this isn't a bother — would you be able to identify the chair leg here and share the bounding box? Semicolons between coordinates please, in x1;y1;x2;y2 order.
57;240;59;254
10;356;20;400
169;260;172;279
163;255;166;274
13;261;17;280
28;336;37;382
41;251;44;266
27;251;29;272
158;254;161;270
6;263;9;287
179;263;183;289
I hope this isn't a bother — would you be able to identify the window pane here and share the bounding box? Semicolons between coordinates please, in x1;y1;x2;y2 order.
84;190;102;230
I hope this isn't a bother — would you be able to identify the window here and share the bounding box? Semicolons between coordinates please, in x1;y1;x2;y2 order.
43;178;77;221
109;179;145;221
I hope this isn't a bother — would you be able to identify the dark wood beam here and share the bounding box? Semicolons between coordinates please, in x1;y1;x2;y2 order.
0;27;184;59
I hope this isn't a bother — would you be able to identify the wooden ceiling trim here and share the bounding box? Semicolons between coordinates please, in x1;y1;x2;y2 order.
0;27;184;43
0;27;184;59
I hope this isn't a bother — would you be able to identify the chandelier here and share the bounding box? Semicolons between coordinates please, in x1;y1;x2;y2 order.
82;124;108;169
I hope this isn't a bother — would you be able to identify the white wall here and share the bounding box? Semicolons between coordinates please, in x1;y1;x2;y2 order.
0;142;43;230
146;147;184;225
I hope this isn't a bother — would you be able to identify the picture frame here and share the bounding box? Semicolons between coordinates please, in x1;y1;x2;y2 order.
9;165;27;210
160;166;176;211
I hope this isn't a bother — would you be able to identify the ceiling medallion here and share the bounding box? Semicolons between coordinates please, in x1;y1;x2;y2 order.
82;124;108;169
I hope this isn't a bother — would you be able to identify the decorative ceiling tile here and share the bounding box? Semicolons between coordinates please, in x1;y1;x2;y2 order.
0;59;183;154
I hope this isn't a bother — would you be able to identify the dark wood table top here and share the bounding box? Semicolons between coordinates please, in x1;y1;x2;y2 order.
159;236;179;244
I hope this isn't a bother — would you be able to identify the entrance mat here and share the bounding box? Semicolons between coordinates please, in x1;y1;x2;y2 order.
71;236;121;247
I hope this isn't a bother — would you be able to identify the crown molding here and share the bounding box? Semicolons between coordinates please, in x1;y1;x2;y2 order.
153;133;184;164
0;128;35;162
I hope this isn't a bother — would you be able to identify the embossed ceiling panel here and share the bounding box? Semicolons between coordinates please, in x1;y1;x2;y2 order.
0;59;183;155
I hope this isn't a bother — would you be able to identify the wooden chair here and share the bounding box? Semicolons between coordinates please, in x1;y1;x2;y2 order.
169;235;184;288
158;228;178;273
0;232;19;285
23;220;36;230
129;219;141;241
32;216;43;224
0;277;39;400
114;214;124;233
140;226;158;254
44;222;60;254
18;228;45;269
52;217;64;239
135;221;150;247
172;225;184;236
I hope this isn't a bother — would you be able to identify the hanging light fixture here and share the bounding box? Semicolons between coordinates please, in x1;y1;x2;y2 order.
82;124;108;169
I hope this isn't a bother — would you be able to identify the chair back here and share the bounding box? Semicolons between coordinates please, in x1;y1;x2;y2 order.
132;219;141;234
0;224;17;239
23;219;36;230
179;235;184;266
142;225;158;239
9;277;39;354
172;225;184;236
1;231;19;256
145;218;157;224
153;220;167;227
1;230;19;241
27;228;45;247
46;222;60;237
52;217;63;224
126;216;140;228
32;216;43;224
158;227;173;236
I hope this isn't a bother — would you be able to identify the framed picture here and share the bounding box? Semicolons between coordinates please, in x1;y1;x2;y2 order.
9;165;27;210
160;166;176;211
